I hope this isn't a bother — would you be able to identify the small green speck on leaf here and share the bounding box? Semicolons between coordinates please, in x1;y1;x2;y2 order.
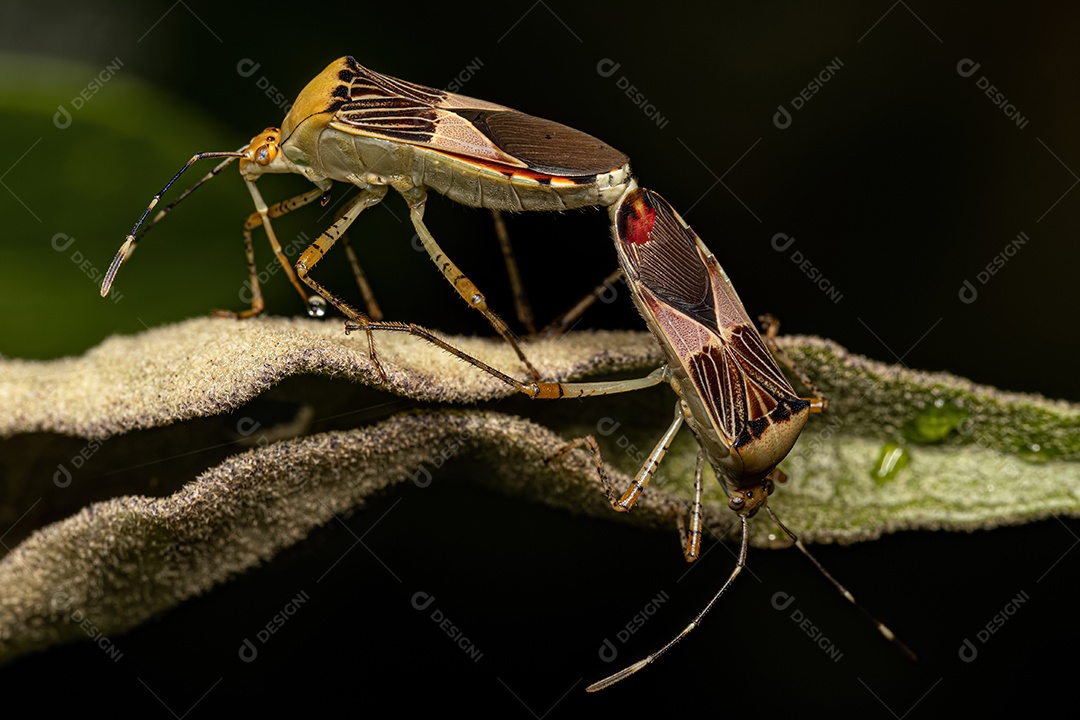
872;442;911;485
903;398;967;444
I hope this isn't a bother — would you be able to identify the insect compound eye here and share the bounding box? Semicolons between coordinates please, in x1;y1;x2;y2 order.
728;495;745;511
255;143;279;165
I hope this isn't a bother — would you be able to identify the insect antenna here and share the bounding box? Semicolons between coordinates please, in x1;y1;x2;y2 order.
131;154;240;244
586;515;750;692
100;150;246;297
764;506;916;660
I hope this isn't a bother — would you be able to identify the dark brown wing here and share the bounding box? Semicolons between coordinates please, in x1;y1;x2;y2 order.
685;326;807;445
328;57;628;177
615;186;807;444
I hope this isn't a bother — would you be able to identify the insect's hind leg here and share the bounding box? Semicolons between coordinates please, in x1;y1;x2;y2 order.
301;195;670;394
759;313;827;407
540;268;623;338
490;210;536;335
489;208;624;339
340;232;383;321
407;196;542;382
546;399;685;516
347;319;667;397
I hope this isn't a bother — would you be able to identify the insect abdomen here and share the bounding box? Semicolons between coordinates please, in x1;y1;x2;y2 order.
415;149;631;212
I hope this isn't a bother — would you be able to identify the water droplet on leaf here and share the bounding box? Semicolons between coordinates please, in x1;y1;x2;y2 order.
903;400;966;444
872;442;910;485
307;295;327;318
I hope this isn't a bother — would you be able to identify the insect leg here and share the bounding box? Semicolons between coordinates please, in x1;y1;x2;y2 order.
680;450;706;562
219;187;325;318
295;188;391;377
340;233;383;321
489;210;624;339
490;210;536;335
408;196;541;382
540;268;624;338
529;365;669;399
344;317;669;399
609;402;686;512
586;515;750;692
548;397;686;507
544;434;615;499
758;313;828;405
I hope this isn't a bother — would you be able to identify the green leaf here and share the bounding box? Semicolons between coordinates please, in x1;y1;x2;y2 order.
0;318;1076;663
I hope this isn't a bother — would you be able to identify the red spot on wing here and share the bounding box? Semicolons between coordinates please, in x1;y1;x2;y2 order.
623;196;656;245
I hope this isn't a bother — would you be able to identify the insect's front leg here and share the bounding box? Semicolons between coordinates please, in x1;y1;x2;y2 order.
610;402;686;512
677;450;707;563
405;192;542;382
217;187;325;319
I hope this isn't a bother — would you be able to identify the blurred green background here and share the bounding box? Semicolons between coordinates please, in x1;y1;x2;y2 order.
1;1;1076;400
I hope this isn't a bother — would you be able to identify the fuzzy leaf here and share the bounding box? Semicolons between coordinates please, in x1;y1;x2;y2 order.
0;317;1076;664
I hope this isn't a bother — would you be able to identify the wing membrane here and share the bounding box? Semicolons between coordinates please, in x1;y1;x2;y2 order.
616;186;803;444
329;58;628;176
685;324;798;442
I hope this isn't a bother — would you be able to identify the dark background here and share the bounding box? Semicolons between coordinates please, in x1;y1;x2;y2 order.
1;1;1077;716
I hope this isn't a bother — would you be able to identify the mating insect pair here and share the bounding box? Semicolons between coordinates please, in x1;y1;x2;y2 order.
101;56;911;690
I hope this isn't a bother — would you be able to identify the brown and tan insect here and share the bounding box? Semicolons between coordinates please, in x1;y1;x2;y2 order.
579;184;916;690
102;55;631;381
100;58;910;690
